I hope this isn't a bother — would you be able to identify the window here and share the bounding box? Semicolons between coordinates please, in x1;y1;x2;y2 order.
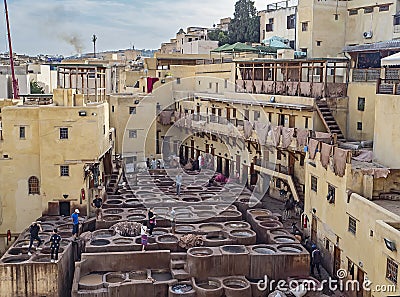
289;40;295;49
305;117;309;129
301;22;309;31
279;114;285;126
349;9;358;15
60;165;69;177
103;125;106;135
300;155;305;166
277;150;282;160
300;48;308;57
395;15;400;25
357;122;363;131
177;78;181;84
287;14;296;29
225;79;228;89
325;238;330;250
129;107;136;114
316;41;322;47
112;106;115;113
232;108;237;118
266;18;274;32
129;130;137;138
311;175;318;192
364;7;373;14
28;176;40;194
348;216;357;234
209;82;212;89
379;4;389;11
387;258;398;284
262;29;265;40
327;184;336;204
358;97;365;111
334;14;339;20
268;113;272;122
59;128;68;140
19;126;25;139
254;110;260;121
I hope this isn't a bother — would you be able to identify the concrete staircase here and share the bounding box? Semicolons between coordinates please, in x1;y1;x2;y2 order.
316;100;346;142
293;178;304;202
170;252;190;280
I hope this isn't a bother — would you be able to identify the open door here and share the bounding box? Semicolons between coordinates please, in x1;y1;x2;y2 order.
59;201;71;216
311;216;317;243
333;246;341;278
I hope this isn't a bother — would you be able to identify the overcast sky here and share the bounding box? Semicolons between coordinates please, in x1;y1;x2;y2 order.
0;0;274;56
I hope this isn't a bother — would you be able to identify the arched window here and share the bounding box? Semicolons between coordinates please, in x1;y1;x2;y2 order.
28;176;40;195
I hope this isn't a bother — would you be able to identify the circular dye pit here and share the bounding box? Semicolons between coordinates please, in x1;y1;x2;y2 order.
174;225;196;234
220;211;240;217
152;228;169;236
199;223;223;232
105;273;126;283
223;278;249;289
79;273;103;288
197;280;221;290
158;235;178;243
151;270;172;281
93;230;115;238
105;200;123;205
113;238;133;245
188;247;213;257
1;255;30;264
127;214;146;221
230;230;254;237
102;215;122;222
90;239;111;246
277;245;303;253
103;209;124;215
248;209;272;217
221;245;247;254
206;232;228;241
252;245;277;254
171;283;193;293
260;221;283;229
195;211;217;218
273;236;296;243
224;222;249;229
182;197;201;203
31;255;52;263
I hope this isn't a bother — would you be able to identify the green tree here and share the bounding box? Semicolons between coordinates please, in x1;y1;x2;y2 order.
208;29;230;46
228;0;260;44
30;80;44;94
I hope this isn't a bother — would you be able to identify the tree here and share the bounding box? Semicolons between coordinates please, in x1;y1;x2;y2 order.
228;0;260;44
30;80;44;94
208;29;230;46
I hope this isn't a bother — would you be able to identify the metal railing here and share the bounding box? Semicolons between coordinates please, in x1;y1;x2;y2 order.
352;68;380;82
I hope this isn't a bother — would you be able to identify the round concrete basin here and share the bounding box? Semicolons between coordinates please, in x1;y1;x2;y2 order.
221;245;247;254
128;270;147;281
230;230;255;237
175;225;196;234
199;223;223;232
273;236;296;243
104;272;126;284
90;239;111;246
223;277;250;289
224;222;250;229
188;247;213;257
157;235;178;243
1;255;30;264
103;208;124;215
93;230;115;238
252;245;277;255
102;215;122;222
113;238;134;245
277;244;303;253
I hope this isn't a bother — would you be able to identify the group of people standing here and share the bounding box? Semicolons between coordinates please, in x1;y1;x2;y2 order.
140;207;176;251
27;221;62;263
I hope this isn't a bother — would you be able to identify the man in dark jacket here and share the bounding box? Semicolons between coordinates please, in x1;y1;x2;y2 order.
311;244;322;277
28;221;43;256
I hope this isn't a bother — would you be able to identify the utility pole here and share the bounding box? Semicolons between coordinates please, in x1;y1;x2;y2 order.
92;34;97;58
4;0;19;99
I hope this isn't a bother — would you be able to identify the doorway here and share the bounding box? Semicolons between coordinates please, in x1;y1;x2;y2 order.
216;157;223;173
356;268;364;297
333;246;341;278
59;201;71;216
311;216;317;243
224;159;230;177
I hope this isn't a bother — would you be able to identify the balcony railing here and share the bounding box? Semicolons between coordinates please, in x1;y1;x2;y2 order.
377;78;400;95
352;68;381;82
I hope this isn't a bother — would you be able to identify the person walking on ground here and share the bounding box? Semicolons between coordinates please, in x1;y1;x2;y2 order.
169;207;176;234
92;194;103;220
49;228;62;263
141;223;148;251
71;209;80;240
28;221;43;256
311;244;322;278
148;208;156;236
176;174;182;196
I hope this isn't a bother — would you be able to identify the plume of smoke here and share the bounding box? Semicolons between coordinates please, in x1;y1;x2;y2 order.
60;33;83;54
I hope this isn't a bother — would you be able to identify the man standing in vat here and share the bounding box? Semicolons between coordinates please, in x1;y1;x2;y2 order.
92;194;103;220
141;222;148;251
50;228;62;263
28;221;43;256
176;173;182;197
169;207;176;234
71;209;80;240
148;208;156;236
